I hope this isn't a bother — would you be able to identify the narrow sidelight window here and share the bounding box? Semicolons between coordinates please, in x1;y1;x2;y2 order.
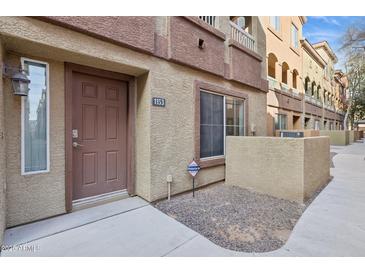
200;90;245;159
21;58;50;174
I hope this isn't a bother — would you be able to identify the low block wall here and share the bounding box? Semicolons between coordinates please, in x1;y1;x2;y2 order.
225;136;330;203
349;130;354;144
275;130;319;138
0;41;5;247
354;131;361;141
319;130;349;146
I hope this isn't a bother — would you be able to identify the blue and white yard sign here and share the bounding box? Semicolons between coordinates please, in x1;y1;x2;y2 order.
187;160;200;177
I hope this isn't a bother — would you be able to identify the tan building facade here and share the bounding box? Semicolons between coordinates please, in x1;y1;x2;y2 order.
304;41;345;130
0;16;268;240
263;16;307;135
262;16;346;135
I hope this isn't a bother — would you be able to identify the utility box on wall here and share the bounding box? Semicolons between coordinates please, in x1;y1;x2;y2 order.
279;131;304;138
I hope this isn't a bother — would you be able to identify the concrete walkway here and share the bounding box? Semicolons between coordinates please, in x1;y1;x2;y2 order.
2;141;365;256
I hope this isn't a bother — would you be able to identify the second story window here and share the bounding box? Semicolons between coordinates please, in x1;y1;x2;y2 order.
291;24;298;48
270;16;280;32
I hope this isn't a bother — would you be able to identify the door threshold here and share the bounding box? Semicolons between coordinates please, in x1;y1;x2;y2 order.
72;190;129;211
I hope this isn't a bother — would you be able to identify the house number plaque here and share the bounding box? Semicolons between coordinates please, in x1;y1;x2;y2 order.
152;97;166;107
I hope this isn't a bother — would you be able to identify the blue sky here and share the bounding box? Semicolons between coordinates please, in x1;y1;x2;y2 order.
303;16;365;69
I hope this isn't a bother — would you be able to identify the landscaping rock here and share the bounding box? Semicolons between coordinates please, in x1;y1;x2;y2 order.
154;183;308;253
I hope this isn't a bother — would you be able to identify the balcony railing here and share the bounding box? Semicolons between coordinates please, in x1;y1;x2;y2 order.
267;76;280;90
305;94;322;106
324;104;335;111
198;16;217;27
280;83;290;94
230;21;256;52
292;88;300;96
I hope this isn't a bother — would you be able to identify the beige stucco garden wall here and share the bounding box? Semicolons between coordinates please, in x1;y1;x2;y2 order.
0;17;267;225
0;41;6;245
225;136;330;203
354;130;363;141
320;130;349;146
303;137;330;200
349;130;355;144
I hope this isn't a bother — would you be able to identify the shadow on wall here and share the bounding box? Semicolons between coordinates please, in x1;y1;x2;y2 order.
257;17;267;80
267;112;275;136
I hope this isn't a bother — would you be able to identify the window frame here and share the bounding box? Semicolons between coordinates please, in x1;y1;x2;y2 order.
194;81;248;168
291;23;299;48
199;89;226;160
314;119;320;130
275;113;288;130
21;57;50;175
270;16;281;32
199;89;246;161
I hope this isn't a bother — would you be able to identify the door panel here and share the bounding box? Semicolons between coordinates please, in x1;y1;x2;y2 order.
72;72;128;200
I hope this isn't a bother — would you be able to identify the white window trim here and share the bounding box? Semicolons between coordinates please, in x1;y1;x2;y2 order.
291;23;298;48
200;89;245;161
21;57;50;175
270;16;280;32
276;113;287;130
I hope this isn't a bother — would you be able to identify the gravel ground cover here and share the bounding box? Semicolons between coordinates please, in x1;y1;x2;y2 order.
154;180;330;253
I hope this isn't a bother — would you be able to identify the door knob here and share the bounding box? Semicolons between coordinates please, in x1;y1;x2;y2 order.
72;142;84;148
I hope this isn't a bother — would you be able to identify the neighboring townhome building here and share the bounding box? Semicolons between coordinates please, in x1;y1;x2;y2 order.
301;38;327;130
312;41;344;130
334;70;349;127
0;16;268;242
262;16;307;135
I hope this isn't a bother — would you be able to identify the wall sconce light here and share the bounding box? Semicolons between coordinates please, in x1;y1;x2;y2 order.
2;63;30;96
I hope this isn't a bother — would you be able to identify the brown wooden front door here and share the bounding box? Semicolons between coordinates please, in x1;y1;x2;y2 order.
72;72;128;200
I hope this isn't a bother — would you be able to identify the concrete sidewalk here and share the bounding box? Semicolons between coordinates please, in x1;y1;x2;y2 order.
2;141;365;256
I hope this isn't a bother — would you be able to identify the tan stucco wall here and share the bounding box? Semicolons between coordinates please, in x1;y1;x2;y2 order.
303;137;330;200
4;54;66;227
261;16;304;92
302;48;324;90
354;130;362;141
319;130;349;146
225;136;330;203
314;47;337;103
148;57;265;201
349;130;354;144
0;17;267;224
262;16;305;135
135;73;152;200
0;40;6;245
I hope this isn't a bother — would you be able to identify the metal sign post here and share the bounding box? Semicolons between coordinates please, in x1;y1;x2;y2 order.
187;159;200;197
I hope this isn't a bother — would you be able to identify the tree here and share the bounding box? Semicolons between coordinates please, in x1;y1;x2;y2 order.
341;22;365;129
